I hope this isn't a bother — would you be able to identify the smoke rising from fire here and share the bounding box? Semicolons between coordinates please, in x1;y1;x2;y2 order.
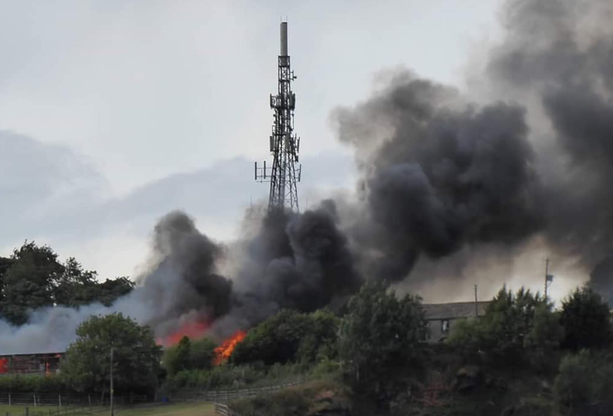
332;78;544;282
330;0;613;298
1;0;613;353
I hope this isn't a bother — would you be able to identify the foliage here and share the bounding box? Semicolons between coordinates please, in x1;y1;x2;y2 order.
230;379;348;416
189;337;217;370
164;336;216;376
502;397;554;416
164;336;192;376
554;350;613;411
0;242;135;325
0;256;15;304
231;309;339;366
0;374;71;393
445;318;485;361
61;313;162;394
447;286;563;367
0;242;63;324
168;362;304;390
560;286;612;351
338;280;427;395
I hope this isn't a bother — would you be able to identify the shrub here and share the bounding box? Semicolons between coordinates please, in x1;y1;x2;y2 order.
447;286;563;370
339;280;427;397
232;309;339;366
560;286;612;351
554;350;613;411
163;336;216;375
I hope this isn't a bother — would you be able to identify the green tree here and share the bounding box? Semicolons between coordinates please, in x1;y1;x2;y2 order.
0;241;135;325
97;277;135;306
0;241;64;325
560;286;612;351
0;256;14;304
164;336;192;375
338;281;427;396
448;286;562;367
190;337;217;370
163;336;217;375
554;350;613;412
231;309;339;366
296;309;340;364
61;313;162;394
53;257;99;307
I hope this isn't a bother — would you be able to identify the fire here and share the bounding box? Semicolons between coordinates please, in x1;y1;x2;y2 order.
213;330;247;365
158;321;209;347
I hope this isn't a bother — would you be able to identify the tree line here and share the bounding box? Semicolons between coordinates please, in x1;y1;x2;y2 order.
0;241;134;325
2;239;613;414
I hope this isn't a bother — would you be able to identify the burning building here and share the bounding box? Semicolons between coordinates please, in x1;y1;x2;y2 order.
0;353;64;376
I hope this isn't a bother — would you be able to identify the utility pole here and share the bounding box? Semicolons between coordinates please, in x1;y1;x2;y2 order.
474;285;479;317
110;345;114;416
544;258;554;299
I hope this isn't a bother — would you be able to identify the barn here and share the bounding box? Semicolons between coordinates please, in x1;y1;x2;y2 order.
0;352;65;376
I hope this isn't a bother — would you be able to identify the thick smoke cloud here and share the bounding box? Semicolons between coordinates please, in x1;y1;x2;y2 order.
212;201;361;337
3;0;613;352
332;0;613;293
128;211;233;338
332;74;543;281
486;0;613;283
0;211;234;353
0;206;361;352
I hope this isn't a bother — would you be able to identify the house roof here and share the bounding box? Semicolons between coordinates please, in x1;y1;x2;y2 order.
422;301;490;320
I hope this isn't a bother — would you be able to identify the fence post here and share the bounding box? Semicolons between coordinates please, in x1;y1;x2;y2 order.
88;395;91;408
8;393;10;407
58;394;62;408
33;394;37;407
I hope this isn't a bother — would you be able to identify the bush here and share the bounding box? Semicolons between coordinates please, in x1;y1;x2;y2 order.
339;281;427;398
167;362;303;391
447;286;563;370
0;374;72;393
504;397;554;416
230;379;348;416
560;286;612;351
554;350;613;411
163;336;216;375
231;309;339;366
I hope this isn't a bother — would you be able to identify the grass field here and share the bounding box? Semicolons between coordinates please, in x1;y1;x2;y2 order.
0;402;215;416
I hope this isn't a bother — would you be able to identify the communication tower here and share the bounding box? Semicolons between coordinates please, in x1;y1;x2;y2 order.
255;21;302;212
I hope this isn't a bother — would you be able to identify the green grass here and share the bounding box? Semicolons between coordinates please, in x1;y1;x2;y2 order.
0;402;214;416
114;402;214;416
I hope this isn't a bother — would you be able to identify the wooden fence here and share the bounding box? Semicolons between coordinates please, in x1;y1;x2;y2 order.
0;393;147;407
175;379;302;403
210;379;304;416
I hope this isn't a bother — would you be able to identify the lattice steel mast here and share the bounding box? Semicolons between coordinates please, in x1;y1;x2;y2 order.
255;21;302;212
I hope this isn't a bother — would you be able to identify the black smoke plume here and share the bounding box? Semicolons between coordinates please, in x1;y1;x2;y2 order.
131;211;233;338
211;201;361;337
332;73;544;282
331;0;613;295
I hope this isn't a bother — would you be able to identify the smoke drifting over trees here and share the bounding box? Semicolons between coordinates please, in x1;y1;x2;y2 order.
2;0;613;352
332;0;613;292
333;77;543;281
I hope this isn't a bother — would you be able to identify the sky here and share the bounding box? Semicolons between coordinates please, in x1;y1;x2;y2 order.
0;0;505;283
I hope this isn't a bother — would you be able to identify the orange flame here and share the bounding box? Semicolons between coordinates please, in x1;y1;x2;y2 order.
158;321;209;347
213;330;247;365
